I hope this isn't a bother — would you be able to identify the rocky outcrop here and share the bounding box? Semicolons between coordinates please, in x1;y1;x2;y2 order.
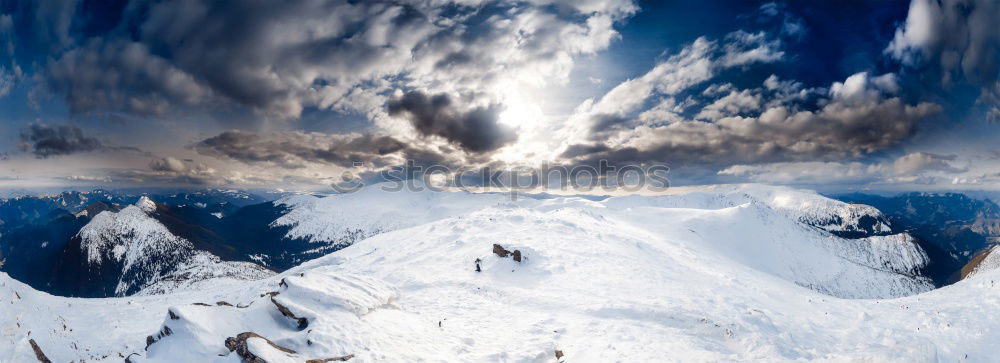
306;355;355;362
271;296;309;329
145;324;174;350
225;332;297;363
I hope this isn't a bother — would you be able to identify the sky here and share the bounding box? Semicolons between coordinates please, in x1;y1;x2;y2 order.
0;0;998;193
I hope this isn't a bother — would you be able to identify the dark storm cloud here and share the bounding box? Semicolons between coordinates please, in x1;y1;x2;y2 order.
387;91;516;153
192;130;453;169
887;0;1000;120
18;123;103;158
16;123;148;159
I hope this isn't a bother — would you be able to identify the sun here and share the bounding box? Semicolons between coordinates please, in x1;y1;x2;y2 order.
496;87;544;131
490;86;558;164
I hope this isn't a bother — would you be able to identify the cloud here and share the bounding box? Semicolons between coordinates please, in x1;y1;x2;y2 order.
718;30;784;67
8;1;78;54
558;34;940;168
31;0;633;121
565;72;941;165
891;152;966;174
192;130;454;169
110;167;218;186
44;39;212;115
758;2;781;17
18;123;103;158
16;123;148;159
574;31;784;137
720;161;880;184
66;175;112;183
0;65;16;97
756;2;806;39
719;152;968;185
148;157;216;182
695;89;762;121
386;90;516;153
149;157;187;173
886;0;1000;120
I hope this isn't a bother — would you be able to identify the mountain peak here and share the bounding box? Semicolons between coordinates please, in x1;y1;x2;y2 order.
136;196;157;213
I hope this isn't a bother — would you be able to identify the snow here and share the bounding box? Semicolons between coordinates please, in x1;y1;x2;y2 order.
135;253;273;296
2;184;999;361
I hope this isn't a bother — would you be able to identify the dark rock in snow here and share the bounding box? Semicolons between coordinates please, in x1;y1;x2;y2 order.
493;244;523;262
225;332;298;363
307;354;355;362
493;244;510;257
145;324;174;349
271;296;309;329
28;339;51;363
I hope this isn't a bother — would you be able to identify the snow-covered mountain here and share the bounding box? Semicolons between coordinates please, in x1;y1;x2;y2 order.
616;185;896;237
0;192;298;296
72;196;272;296
272;185;509;250
5;184;989;361
837;192;1000;285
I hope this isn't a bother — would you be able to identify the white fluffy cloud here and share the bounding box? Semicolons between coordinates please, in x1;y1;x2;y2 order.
566;30;786;141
